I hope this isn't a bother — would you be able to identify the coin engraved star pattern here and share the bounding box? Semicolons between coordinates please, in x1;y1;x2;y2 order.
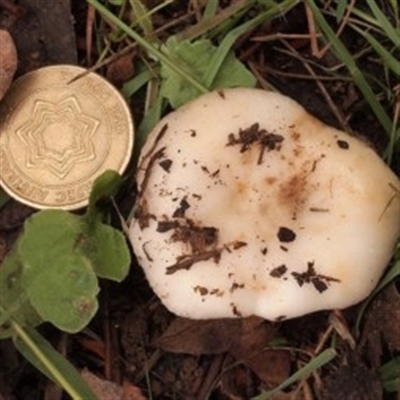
0;65;134;210
17;96;99;179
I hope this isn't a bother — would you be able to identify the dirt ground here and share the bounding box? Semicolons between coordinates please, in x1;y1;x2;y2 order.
0;1;399;399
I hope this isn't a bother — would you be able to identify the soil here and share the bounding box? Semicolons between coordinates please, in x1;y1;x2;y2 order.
0;1;399;399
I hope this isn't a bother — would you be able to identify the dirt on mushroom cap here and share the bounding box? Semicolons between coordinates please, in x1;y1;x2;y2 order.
129;88;400;321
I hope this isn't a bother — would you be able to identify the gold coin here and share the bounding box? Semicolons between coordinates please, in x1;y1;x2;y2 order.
0;65;134;210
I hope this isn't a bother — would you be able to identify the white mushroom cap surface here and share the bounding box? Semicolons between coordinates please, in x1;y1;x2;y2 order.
129;88;400;321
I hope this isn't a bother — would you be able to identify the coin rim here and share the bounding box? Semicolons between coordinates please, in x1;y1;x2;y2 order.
0;65;134;210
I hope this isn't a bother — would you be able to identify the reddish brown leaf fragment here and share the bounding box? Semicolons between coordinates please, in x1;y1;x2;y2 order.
106;52;135;87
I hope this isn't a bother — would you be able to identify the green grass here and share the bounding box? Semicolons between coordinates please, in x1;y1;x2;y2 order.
307;0;399;162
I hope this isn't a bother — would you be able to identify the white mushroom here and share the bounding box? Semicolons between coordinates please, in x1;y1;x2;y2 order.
129;88;400;321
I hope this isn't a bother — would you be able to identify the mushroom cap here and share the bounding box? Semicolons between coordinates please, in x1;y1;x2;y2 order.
129;88;400;321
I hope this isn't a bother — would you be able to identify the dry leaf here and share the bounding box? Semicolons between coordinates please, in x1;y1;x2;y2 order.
321;352;382;400
229;321;290;388
81;369;147;400
360;283;400;367
0;30;17;101
220;353;259;399
156;317;246;355
81;369;122;400
121;380;147;400
106;52;136;87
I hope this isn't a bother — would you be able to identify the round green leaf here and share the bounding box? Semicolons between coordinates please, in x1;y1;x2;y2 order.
0;247;43;339
22;254;99;333
18;210;84;265
81;223;131;281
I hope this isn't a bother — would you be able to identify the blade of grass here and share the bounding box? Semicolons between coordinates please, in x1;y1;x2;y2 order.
334;0;349;22
204;0;300;88
306;0;393;137
367;0;400;47
351;27;400;77
6;313;97;400
251;348;337;399
177;0;252;42
128;0;154;37
121;67;154;98
386;110;399;165
202;0;219;21
88;0;208;94
128;0;173;38
389;0;398;24
332;0;379;28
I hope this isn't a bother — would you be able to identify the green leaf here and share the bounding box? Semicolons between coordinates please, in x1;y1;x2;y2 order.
87;0;208;95
160;37;256;108
88;170;122;211
21;253;99;333
18;210;99;332
13;325;97;399
86;170;123;224
19;210;84;262
81;223;131;282
0;247;43;339
1;173;130;334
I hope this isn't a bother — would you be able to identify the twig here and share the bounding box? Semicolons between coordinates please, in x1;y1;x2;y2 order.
281;39;352;133
86;4;96;67
305;0;356;59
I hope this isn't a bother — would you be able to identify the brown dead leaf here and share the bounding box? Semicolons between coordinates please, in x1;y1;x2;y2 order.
360;283;400;367
220;354;259;400
121;308;149;373
321;352;382;400
156;317;243;355
121;380;147;400
0;30;17;101
106;52;136;87
229;321;290;388
81;369;147;400
81;369;122;400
